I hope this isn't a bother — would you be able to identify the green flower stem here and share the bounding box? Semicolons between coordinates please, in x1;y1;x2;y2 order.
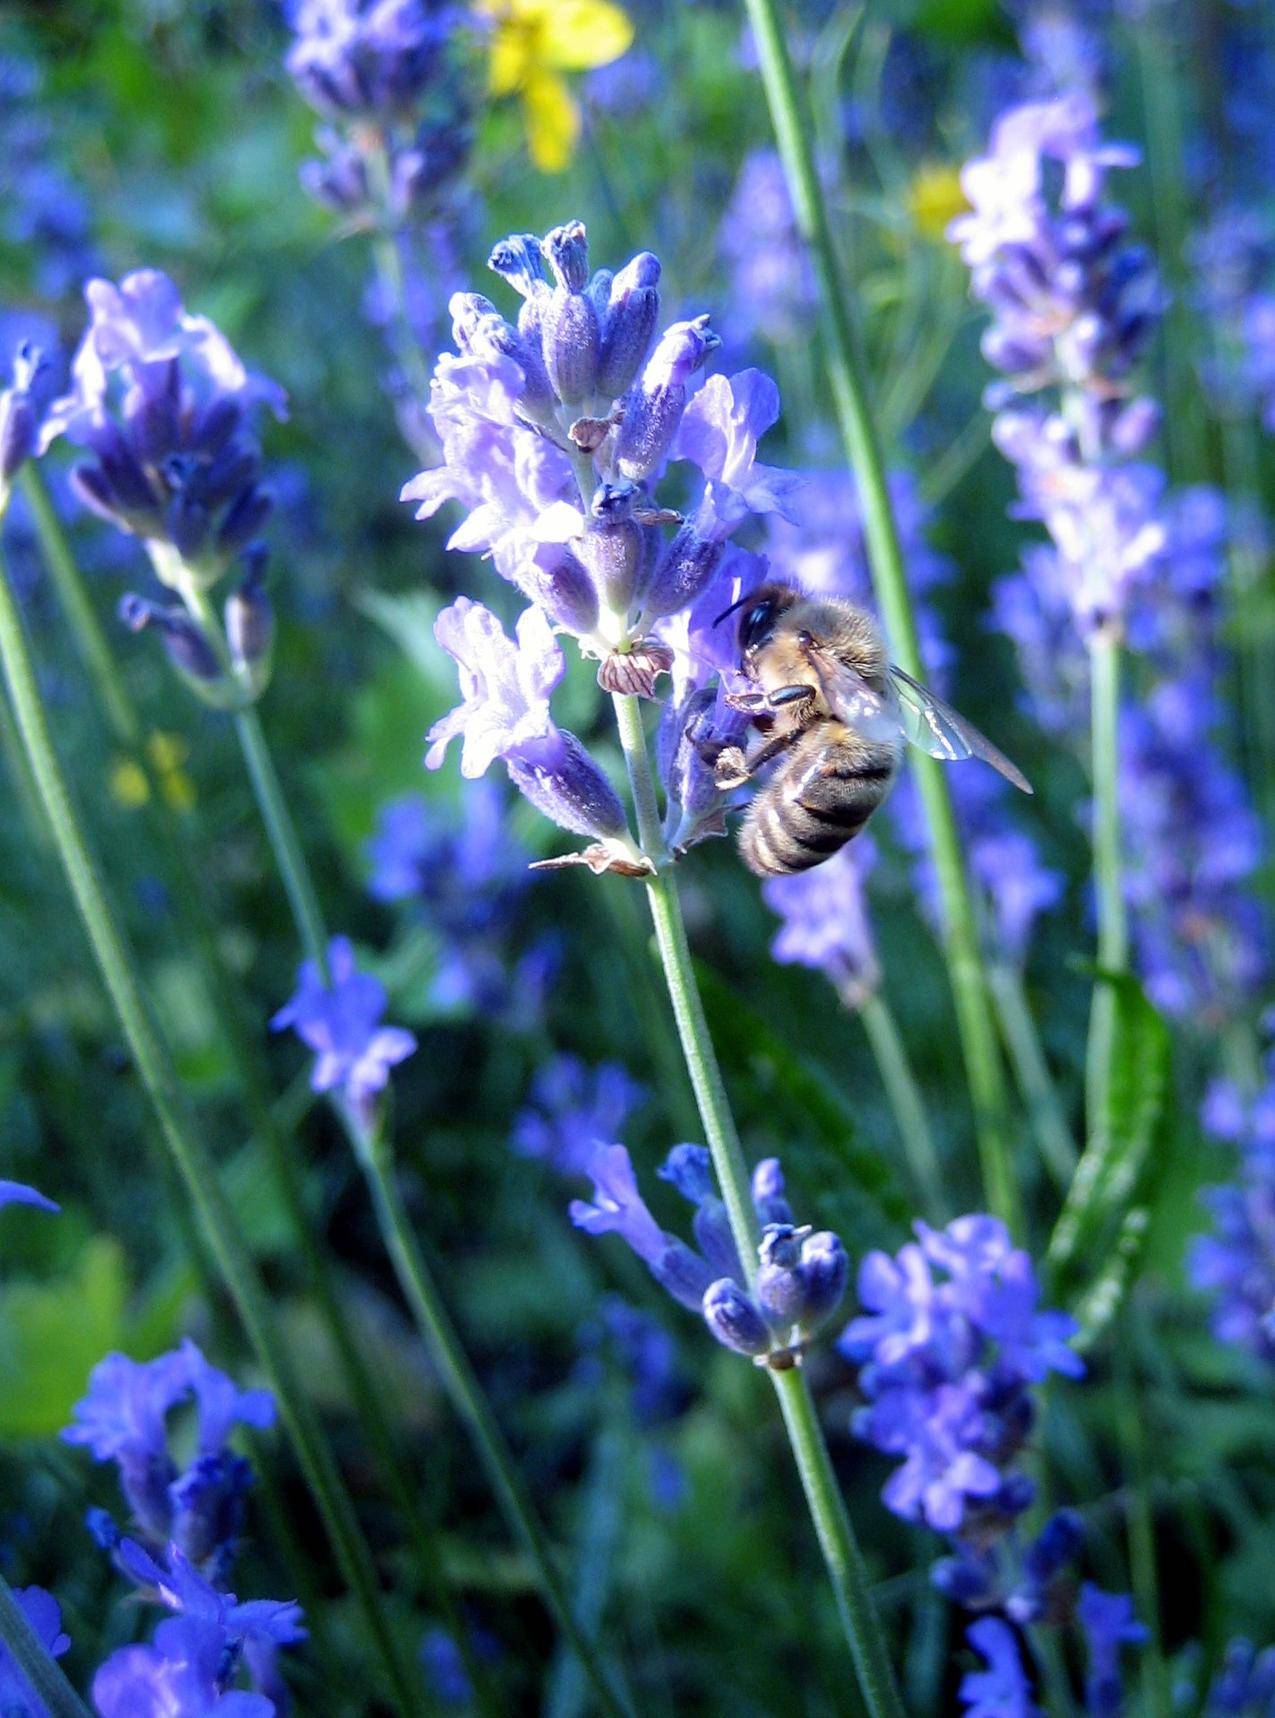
610;690;905;1718
0;537;419;1717
0;1575;91;1718
184;586;628;1717
345;1109;633;1718
988;962;1078;1188
20;493;440;1610
1086;631;1127;1132
739;0;1020;1233
857;990;945;1220
19;466;138;744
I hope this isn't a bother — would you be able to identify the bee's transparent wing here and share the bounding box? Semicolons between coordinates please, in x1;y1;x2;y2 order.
887;665;1033;794
804;650;903;748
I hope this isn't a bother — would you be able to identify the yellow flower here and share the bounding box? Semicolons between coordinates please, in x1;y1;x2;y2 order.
109;757;150;810
476;0;634;173
907;163;969;242
107;733;197;814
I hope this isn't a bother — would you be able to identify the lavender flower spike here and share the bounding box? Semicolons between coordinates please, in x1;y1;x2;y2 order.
271;935;416;1120
427;597;644;872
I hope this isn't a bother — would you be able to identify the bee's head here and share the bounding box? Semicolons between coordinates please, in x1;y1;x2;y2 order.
717;581;800;663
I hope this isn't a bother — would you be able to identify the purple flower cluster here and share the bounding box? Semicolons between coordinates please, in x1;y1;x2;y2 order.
762;837;882;1008
841;1215;1082;1537
92;1541;304;1717
512;1053;645;1177
405;219;801;866
1079;1584;1148;1718
1190;1060;1275;1365
717;149;817;351
951;92;1164;640
1203;1638;1275;1716
571;1143;847;1367
959;1615;1040;1718
271;934;417;1122
63;1339;274;1582
287;0;467;218
38;270;284;706
366;783;556;1021
0;1585;71;1716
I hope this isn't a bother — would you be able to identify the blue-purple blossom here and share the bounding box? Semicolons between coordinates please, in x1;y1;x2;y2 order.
571;1144;846;1366
365;784;553;1019
1190;1061;1275;1365
762;837;881;1007
402;221;798;665
0;1586;70;1718
0;343;59;486
425;596;635;863
1078;1584;1147;1717
512;1054;645;1176
1203;1639;1275;1716
63;1339;274;1579
718;149;817;350
841;1216;1082;1536
271;935;416;1117
959;1616;1041;1718
286;0;453;119
0;1179;58;1213
420;1627;472;1707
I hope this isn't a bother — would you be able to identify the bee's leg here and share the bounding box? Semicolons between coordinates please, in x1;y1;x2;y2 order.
713;726;802;790
768;684;817;709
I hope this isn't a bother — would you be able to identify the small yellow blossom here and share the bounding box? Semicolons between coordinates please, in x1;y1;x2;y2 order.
108;733;197;814
476;0;634;173
907;163;969;242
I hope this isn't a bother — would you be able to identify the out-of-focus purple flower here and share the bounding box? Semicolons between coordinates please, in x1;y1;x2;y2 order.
718;149;817;350
891;768;1063;966
842;1216;1081;1538
115;1539;306;1652
0;1586;70;1717
571;1145;844;1366
513;1055;645;1176
959;1616;1041;1718
426;596;634;862
271;936;416;1118
63;1340;274;1580
1121;675;1267;1023
0;343;60;486
1078;1585;1147;1718
1203;1639;1275;1716
0;1180;58;1213
763;837;881;1007
936;1508;1085;1624
285;0;453;119
1191;1056;1275;1365
0;59;100;303
93;1616;276;1717
420;1627;471;1706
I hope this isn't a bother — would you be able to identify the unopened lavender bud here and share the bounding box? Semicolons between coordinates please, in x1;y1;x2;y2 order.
166;491;210;561
450;291;503;348
0;344;48;482
751;1157;793;1226
1109;395;1159;456
598;252;661;398
488;233;549;298
756;1224;811;1327
217;485;272;554
616;315;718;481
225;551;275;694
539;229;601;405
798;1230;848;1329
542;221;590;292
586;268;614;320
578;483;643;614
456;302;554;410
119;594;221;685
702;1279;771;1358
642;527;724;619
69;463;118;522
506;730;627;840
658;1142;715;1204
692;1198;740;1279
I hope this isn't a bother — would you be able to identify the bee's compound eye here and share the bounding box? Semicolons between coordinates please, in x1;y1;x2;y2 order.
742;602;774;650
796;629;814;650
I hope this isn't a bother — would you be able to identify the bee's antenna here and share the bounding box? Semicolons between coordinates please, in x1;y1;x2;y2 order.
713;591;758;628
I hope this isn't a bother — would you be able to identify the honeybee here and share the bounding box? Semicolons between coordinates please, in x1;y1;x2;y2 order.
713;582;1032;878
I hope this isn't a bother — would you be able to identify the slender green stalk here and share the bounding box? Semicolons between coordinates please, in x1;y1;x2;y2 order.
989;962;1077;1187
19;466;138;743
0;1575;91;1718
1116;1346;1173;1718
739;0;1020;1232
857;990;945;1219
0;536;418;1717
611;690;905;1718
201;628;629;1716
22;489;441;1607
1086;632;1127;1133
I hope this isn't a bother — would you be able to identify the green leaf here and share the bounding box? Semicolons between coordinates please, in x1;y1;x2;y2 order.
0;1238;128;1439
1047;974;1171;1294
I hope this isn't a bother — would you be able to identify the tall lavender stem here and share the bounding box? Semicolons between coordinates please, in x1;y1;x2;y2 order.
611;688;906;1718
0;522;419;1717
738;0;1020;1232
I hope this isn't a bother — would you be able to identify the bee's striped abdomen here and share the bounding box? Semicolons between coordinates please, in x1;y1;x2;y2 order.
739;730;898;877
